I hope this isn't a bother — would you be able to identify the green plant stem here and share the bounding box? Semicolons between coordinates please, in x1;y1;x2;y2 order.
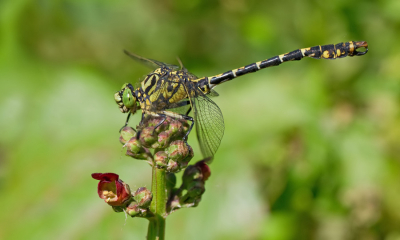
147;166;166;240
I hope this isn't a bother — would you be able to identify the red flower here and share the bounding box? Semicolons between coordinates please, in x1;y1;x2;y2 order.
91;173;132;206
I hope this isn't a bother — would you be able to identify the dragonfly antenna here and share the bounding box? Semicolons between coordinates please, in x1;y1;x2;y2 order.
176;56;185;69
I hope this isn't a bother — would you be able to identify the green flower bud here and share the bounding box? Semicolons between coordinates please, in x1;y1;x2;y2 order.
112;206;125;212
125;202;141;217
154;151;168;168
187;180;205;198
126;148;152;160
181;161;210;188
179;144;194;168
123;137;151;160
166;173;177;192
166;160;179;173
179;180;205;205
181;165;202;188
125;137;142;153
167;141;189;161
139;127;157;147
156;131;171;148
119;127;136;144
168;120;183;136
133;187;153;208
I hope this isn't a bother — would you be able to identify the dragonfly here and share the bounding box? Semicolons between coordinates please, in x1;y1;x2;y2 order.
115;41;368;162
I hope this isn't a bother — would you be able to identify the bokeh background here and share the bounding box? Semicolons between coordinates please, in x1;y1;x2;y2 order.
1;0;399;239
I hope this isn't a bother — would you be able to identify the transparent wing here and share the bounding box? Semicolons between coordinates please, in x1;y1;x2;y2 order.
167;99;191;115
187;84;224;163
124;50;180;70
208;89;219;97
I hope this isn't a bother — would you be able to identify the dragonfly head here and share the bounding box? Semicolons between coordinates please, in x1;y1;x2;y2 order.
115;83;138;114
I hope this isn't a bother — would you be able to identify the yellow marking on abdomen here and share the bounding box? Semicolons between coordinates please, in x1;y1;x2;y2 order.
301;49;306;57
255;61;261;69
322;50;330;59
232;69;238;77
349;41;354;54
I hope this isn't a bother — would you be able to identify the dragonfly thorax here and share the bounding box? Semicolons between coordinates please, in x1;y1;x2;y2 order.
136;66;200;112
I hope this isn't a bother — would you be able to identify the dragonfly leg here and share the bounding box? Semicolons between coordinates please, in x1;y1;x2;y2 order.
119;112;132;132
134;112;147;140
152;114;167;135
182;115;194;142
182;115;194;151
135;130;141;140
186;106;192;115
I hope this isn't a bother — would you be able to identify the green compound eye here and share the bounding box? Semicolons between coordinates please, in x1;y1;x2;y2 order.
122;88;135;108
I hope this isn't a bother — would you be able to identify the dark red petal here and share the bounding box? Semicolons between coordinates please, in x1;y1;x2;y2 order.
115;179;123;197
97;181;104;198
101;173;119;181
91;173;119;181
91;173;103;180
196;162;211;181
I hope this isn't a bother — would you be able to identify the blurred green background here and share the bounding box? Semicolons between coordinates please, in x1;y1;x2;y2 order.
1;0;399;239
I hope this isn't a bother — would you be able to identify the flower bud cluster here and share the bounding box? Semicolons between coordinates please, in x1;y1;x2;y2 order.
123;187;153;218
154;140;194;172
120;116;194;172
92;173;153;218
167;161;211;213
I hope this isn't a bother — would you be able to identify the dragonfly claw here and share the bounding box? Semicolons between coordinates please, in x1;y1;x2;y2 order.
354;41;368;56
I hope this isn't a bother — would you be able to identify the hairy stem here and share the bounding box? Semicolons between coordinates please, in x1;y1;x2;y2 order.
147;166;166;240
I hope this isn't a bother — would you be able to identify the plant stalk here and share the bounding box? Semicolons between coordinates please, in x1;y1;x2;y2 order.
147;166;166;240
